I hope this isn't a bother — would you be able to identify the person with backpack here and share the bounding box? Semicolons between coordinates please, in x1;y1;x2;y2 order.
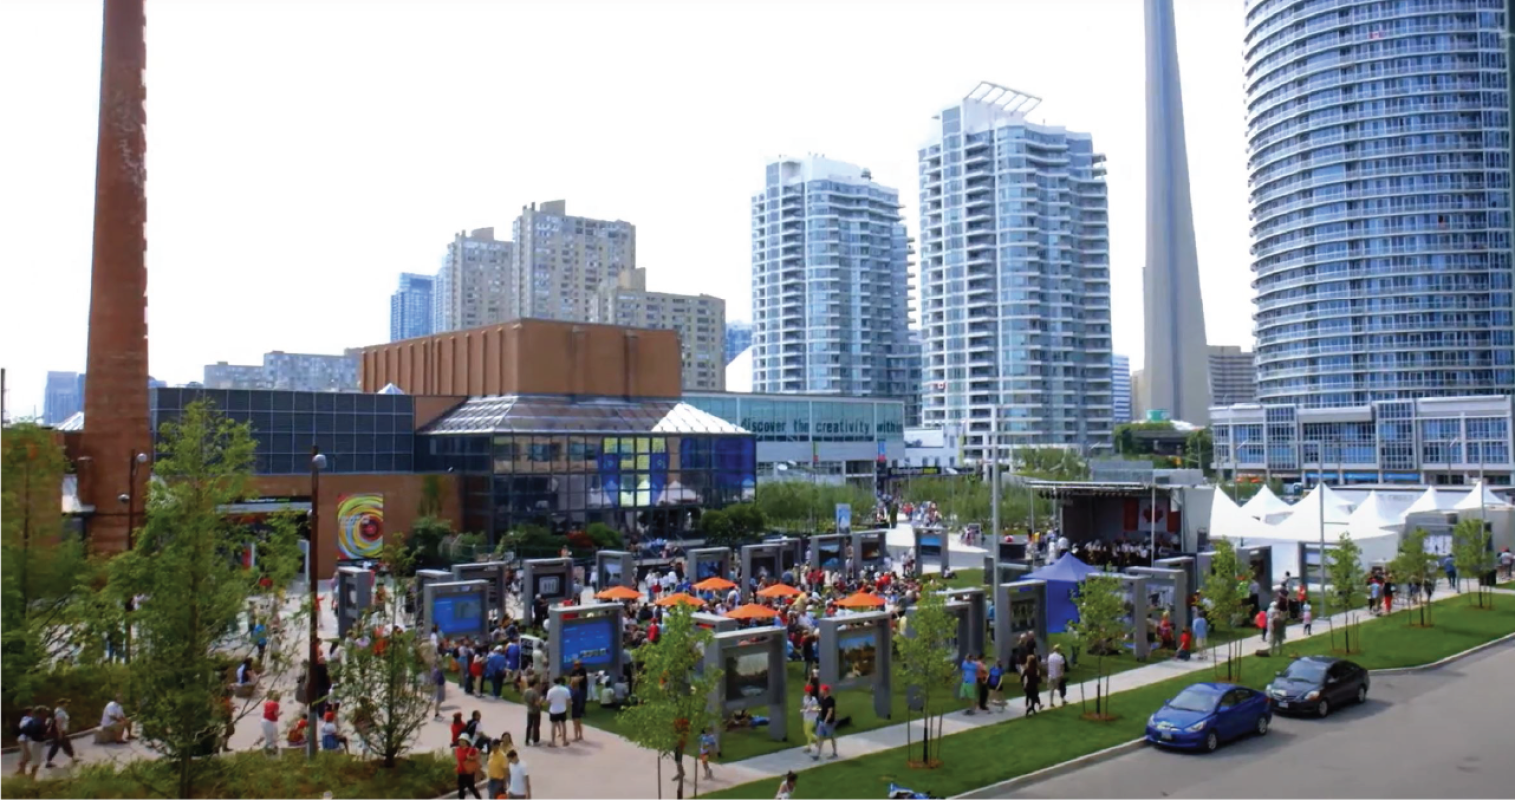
15;708;38;777
44;699;78;769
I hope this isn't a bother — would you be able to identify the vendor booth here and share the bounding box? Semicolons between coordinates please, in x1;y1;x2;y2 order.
1022;552;1100;633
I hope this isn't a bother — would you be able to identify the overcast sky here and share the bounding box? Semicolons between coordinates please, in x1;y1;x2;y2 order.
0;0;1251;418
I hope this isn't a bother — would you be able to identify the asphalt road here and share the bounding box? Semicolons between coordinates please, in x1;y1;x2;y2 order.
976;638;1515;799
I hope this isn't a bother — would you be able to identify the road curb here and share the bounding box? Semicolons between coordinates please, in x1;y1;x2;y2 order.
1368;630;1515;676
950;738;1147;799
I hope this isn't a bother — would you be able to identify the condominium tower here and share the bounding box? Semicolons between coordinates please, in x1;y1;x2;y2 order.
512;200;635;322
918;84;1114;460
750;156;914;398
389;272;435;342
44;371;84;425
593;268;727;391
1244;0;1514;407
1207;345;1257;406
1112;354;1132;422
434;228;513;333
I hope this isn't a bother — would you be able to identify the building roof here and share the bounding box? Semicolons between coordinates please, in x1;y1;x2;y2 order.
725;346;753;393
56;411;85;431
420;395;749;436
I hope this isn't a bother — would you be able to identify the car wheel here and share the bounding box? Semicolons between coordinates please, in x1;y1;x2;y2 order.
1317;699;1331;718
1356;684;1368;704
1256;715;1269;736
1204;732;1219;752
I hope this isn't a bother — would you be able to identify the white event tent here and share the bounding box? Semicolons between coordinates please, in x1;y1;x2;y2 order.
1240;484;1295;523
1451;481;1506;513
1339;491;1407;568
1210;486;1353;583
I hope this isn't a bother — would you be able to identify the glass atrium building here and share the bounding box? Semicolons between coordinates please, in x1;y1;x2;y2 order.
1244;0;1514;407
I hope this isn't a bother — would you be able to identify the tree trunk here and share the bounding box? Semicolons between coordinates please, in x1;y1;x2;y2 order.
179;756;192;800
656;753;663;800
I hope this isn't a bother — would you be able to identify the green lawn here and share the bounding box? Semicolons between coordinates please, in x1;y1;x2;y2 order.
1500;579;1515;590
705;596;1515;799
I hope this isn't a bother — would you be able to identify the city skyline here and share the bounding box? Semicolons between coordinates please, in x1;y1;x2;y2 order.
3;0;1252;415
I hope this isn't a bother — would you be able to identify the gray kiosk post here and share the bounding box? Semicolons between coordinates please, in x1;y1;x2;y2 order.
422;579;491;642
938;587;988;660
595;551;636;591
521;558;574;628
982;558;1033;586
688;547;734;584
994;580;1049;670
1191;552;1216;594
809;535;848;574
913;526;951;575
740;544;784;601
703;627;788;752
412;569;453;625
768;537;804;576
691;612;739;635
1088;571;1150;662
335;566;375;638
1127;565;1191;642
546;602;625;681
1154;556;1198;601
906;598;972;663
1236;545;1275;598
452;561;509;624
818;611;892;720
851;530;887;576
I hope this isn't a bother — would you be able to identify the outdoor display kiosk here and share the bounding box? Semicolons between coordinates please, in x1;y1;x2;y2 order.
595;550;636;591
1154;556;1197;599
851;530;888;575
818;611;892;720
335;566;375;638
982;558;1034;586
1191;552;1216;594
546;602;625;681
518;634;545;676
740;543;785;600
689;547;734;582
907;597;973;663
422;579;490;641
521;558;574;627
938;587;988;659
809;534;849;573
764;536;804;575
1236;544;1275;597
994;580;1049;670
1089;571;1150;662
452;561;508;622
413;569;453;620
997;539;1029;562
691;612;738;634
913;525;950;574
1127;565;1192;641
703;627;788;751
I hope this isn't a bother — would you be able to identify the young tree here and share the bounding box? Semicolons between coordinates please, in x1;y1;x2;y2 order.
101;400;301;797
1452;518;1494;610
1069;573;1128;720
336;547;434;767
0;423;98;709
618;605;723;800
696;509;738;548
1389;529;1438;628
1202;540;1251;681
894;590;959;767
1325;532;1368;653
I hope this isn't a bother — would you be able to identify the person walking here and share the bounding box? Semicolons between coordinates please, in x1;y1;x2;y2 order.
44;699;78;769
959;654;980;715
545;677;572;747
522;679;543;747
975;655;991;713
15;708;35;777
454;734;482;799
1021;653;1042;715
813;685;838;761
486;740;508;800
1192;612;1209;659
1301;602;1313;636
259;691;281;754
569;673;587;742
800;688;820;755
987;659;1006;712
505;749;531;799
1269;604;1287;657
1046;645;1067;709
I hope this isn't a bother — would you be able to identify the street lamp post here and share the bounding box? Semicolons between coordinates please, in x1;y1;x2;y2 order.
990;408;1000;581
123;450;147;663
306;445;326;760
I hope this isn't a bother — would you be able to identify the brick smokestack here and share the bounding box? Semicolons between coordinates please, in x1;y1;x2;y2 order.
78;0;150;555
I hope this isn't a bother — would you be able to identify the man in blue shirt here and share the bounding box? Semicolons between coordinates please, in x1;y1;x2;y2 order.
960;656;979;715
1192;612;1209;659
486;646;509;698
504;639;521;684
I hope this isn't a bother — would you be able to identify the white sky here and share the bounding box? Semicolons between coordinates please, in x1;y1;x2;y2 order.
0;0;1252;418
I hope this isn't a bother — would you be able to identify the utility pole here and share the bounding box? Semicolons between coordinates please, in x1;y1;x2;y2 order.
990;407;1000;584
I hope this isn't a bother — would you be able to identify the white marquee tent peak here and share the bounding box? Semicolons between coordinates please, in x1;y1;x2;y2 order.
1240;484;1294;520
1452;480;1507;512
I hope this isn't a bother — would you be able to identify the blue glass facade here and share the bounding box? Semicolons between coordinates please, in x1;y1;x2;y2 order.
1245;0;1515;407
390;272;434;342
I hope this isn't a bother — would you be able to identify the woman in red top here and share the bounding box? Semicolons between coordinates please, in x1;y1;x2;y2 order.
260;691;281;754
450;712;466;746
454;735;482;799
1176;627;1193;661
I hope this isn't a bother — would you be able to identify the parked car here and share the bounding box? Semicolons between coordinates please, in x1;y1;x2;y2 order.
1265;655;1368;717
1146;682;1271;752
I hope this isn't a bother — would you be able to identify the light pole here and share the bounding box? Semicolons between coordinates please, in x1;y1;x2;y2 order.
1302;438;1329;618
122;450;147;662
306;445;326;760
989;408;1000;581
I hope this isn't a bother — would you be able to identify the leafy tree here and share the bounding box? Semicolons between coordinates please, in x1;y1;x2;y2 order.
0;423;98;711
1017;447;1090;481
335;547;433;768
724;503;767;540
401;515;454;571
1325;532;1368;653
894;589;959;766
1113;421;1175;456
586;521;624;550
1452;517;1494;609
1389;529;1438;628
1183;428;1214;477
1069;572;1126;720
1202;539;1252;681
696;508;735;547
417;474;444;518
100;400;301;797
617;605;723;799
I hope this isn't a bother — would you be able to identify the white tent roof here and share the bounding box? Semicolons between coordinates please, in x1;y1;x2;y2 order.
1207;489;1279;541
1240;485;1294;519
1260;486;1352;542
1347;491;1407;530
1452;481;1507;511
1300;485;1354;520
1405;487;1459;516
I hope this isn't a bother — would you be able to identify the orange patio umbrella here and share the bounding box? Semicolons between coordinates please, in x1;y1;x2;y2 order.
693;576;736;592
595;585;642;601
726;603;781;620
654;592;704;608
756;583;802;599
836;591;886;609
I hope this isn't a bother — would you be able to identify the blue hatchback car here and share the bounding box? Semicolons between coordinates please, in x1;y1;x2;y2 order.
1145;682;1271;752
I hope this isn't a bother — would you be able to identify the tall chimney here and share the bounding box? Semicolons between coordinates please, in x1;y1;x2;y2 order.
79;0;151;555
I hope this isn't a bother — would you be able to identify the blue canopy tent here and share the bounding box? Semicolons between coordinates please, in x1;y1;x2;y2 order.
1024;552;1100;633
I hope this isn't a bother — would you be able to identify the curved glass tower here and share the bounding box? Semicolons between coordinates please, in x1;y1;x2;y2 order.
1245;0;1514;408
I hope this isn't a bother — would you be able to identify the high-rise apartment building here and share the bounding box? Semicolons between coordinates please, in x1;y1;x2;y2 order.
512;200;635;323
434;228;514;334
1207;345;1257;407
592;268;727;391
203;362;272;390
389;273;435;342
918;84;1114;459
44;371;84;425
894;331;925;427
1112;354;1132;422
1244;0;1514;408
750;156;914;399
724;321;753;365
204;350;360;393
